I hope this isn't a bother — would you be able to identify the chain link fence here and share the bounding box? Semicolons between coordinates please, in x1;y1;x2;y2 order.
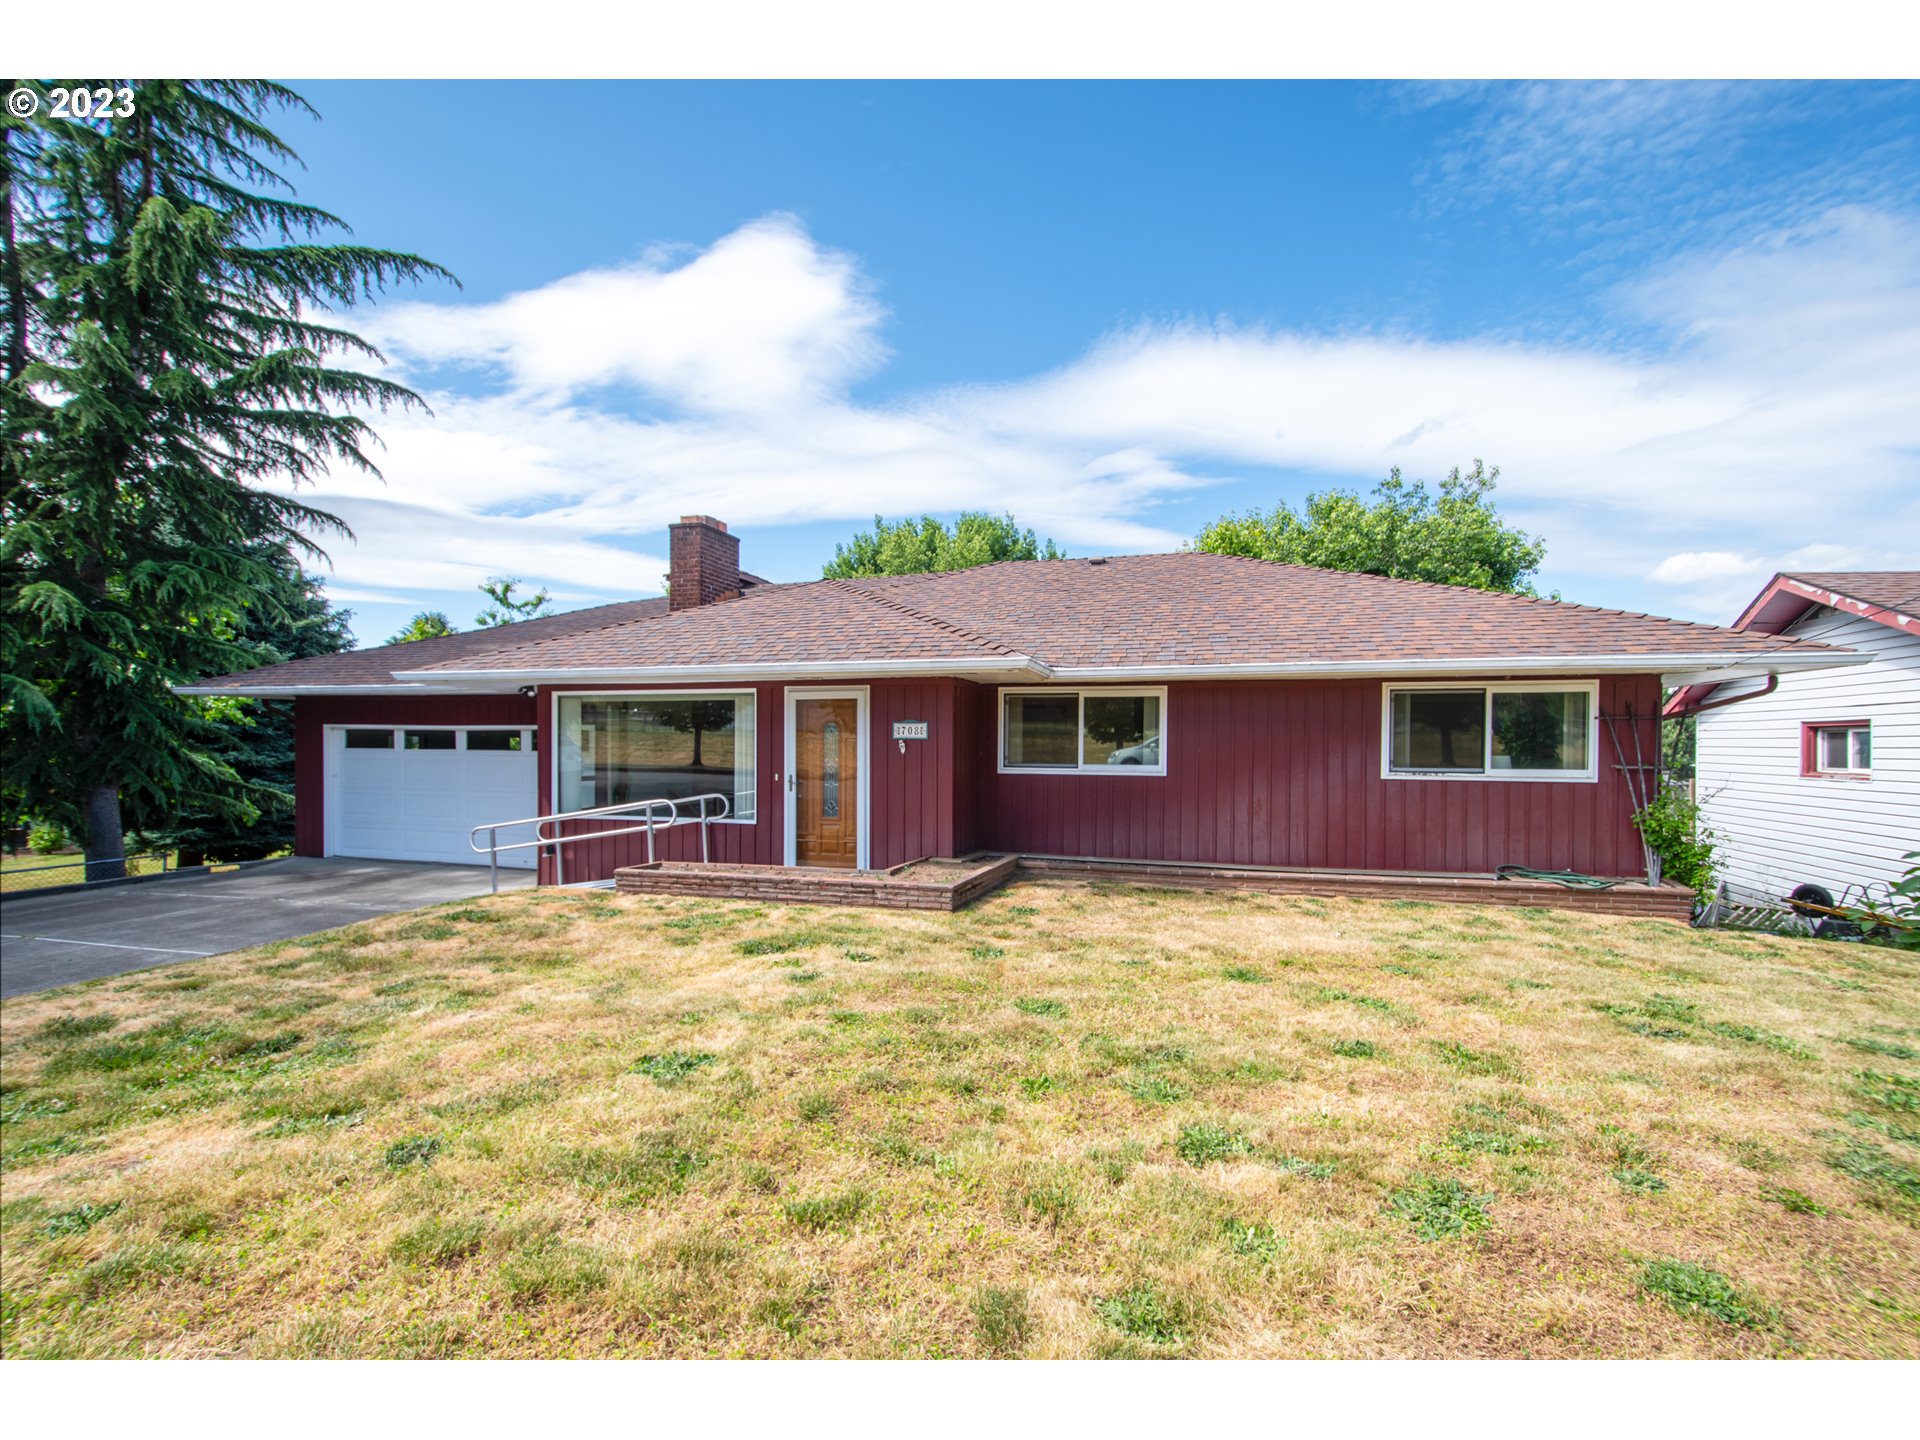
0;852;174;896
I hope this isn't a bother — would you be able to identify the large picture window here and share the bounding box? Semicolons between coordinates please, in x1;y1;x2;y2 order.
1000;689;1166;774
558;693;755;819
1385;683;1596;780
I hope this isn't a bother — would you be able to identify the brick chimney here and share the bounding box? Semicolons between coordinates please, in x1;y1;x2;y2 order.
668;515;741;610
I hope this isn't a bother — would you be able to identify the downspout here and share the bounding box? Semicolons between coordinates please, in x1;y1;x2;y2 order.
1666;672;1779;718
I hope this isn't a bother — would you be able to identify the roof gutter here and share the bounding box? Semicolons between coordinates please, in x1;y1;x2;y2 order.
170;682;528;699
1042;652;1869;682
185;650;1867;697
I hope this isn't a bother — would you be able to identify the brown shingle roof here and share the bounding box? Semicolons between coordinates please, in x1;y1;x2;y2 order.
845;554;1834;668
1783;572;1920;616
408;579;1025;673
194;553;1853;693
399;552;1837;680
186;598;671;691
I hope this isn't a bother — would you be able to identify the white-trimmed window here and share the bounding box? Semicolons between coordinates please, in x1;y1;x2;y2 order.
1809;722;1871;775
557;692;755;819
1000;688;1166;774
1383;682;1597;781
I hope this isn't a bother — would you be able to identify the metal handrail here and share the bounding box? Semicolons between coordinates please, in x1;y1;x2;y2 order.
469;792;732;893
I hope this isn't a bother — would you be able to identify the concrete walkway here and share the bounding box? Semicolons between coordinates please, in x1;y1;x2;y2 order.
0;857;534;998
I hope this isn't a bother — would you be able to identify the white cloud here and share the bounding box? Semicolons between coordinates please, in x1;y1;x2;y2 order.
1647;552;1766;586
291;207;1920;629
369;213;887;413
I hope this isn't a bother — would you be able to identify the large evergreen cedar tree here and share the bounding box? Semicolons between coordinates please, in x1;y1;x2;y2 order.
1;80;450;878
1191;462;1547;595
822;511;1065;578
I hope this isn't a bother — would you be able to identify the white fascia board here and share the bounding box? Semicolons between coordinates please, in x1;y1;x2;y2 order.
1657;653;1874;687
390;656;1053;684
1041;651;1869;682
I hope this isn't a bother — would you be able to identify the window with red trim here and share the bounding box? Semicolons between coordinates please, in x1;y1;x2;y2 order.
1801;721;1871;776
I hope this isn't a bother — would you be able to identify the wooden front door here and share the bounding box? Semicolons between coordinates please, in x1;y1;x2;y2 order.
795;697;859;868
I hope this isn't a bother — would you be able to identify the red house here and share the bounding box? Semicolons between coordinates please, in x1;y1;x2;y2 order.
183;517;1858;910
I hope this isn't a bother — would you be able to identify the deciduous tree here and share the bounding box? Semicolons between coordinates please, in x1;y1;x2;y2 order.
822;511;1065;578
1191;462;1546;594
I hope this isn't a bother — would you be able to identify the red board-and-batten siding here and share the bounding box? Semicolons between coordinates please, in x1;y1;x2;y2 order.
974;675;1660;878
527;679;978;883
294;674;1658;882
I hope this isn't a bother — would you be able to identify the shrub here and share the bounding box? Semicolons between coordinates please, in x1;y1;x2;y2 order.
1632;785;1719;903
26;821;67;855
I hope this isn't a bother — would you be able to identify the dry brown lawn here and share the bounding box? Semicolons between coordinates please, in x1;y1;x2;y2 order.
1;880;1916;1358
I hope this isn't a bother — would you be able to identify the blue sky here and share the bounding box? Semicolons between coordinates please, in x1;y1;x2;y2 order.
268;81;1920;646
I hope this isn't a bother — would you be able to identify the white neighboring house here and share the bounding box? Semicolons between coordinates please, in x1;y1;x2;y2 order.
1667;571;1920;905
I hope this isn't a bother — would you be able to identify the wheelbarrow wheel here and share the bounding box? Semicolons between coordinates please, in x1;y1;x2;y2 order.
1789;883;1836;918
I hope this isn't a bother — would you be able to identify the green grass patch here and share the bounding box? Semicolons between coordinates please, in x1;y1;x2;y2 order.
1220;1219;1285;1263
42;1201;122;1238
1760;1185;1828;1215
37;1014;117;1041
1013;997;1067;1017
783;1190;868;1231
1222;966;1270;984
1095;1284;1193;1347
1429;1040;1517;1077
1851;1071;1920;1113
1386;1176;1495;1239
382;1135;440;1169
1829;1143;1920;1204
1331;1039;1377;1058
630;1051;716;1085
1175;1123;1253;1165
1638;1258;1771;1328
1611;1168;1668;1193
1706;1021;1813;1059
1124;1071;1188;1105
1842;1036;1919;1061
389;1215;488;1265
972;1286;1031;1355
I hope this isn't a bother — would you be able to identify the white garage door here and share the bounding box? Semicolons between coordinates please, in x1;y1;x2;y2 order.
330;727;538;868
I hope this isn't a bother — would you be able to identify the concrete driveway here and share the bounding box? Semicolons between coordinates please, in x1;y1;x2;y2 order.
0;857;534;998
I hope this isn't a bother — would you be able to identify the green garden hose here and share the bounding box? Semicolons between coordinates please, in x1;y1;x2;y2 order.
1494;865;1621;890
